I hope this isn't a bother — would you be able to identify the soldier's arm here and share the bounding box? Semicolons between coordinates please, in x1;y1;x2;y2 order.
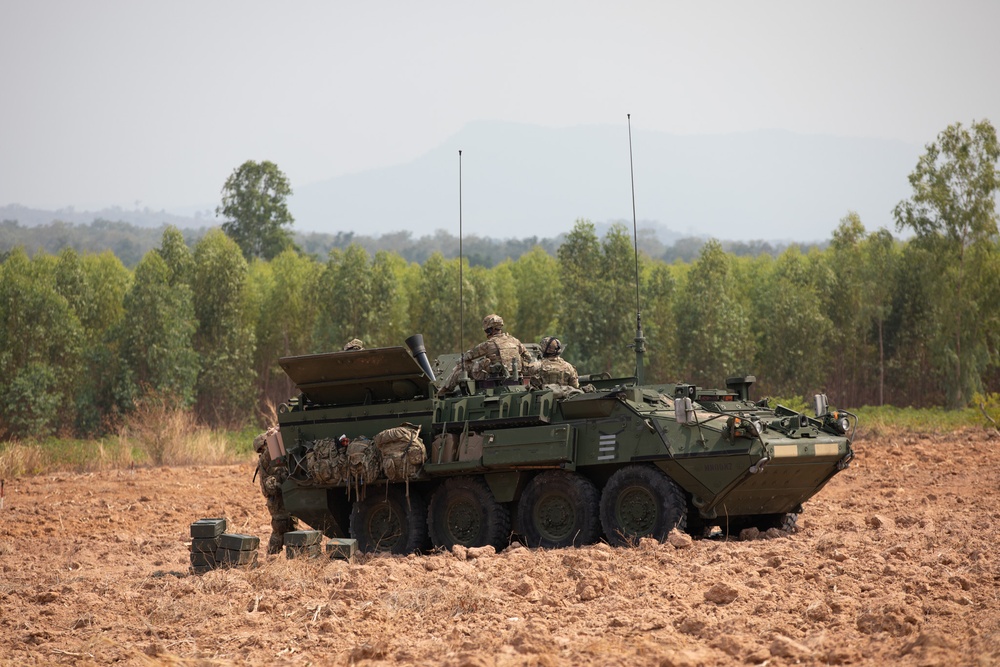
465;340;492;363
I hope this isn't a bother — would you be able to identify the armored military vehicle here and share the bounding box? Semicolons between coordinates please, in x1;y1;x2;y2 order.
266;333;854;554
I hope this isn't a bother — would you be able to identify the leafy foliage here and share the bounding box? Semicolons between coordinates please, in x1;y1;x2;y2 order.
217;160;296;261
3;120;1000;440
893;120;1000;407
191;230;255;426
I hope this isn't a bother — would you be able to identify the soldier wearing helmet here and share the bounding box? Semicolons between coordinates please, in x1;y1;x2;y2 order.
438;313;532;396
529;336;580;389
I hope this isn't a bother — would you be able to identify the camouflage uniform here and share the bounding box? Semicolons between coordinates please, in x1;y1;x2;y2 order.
465;331;532;380
439;314;532;395
528;336;580;389
254;428;298;554
531;355;580;389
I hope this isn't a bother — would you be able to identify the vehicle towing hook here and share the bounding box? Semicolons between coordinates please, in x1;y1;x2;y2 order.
749;456;770;474
837;450;854;470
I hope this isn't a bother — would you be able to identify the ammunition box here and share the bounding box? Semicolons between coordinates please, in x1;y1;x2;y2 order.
215;548;258;567
190;518;227;539
190;551;217;567
325;538;358;560
191;537;222;554
283;530;323;547
218;533;260;551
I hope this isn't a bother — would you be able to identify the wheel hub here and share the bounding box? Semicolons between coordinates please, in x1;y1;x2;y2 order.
446;501;481;543
368;504;402;551
534;492;575;541
615;486;657;536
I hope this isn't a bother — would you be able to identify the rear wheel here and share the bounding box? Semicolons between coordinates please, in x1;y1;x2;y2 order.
600;465;687;546
349;486;427;554
517;471;600;548
428;476;510;550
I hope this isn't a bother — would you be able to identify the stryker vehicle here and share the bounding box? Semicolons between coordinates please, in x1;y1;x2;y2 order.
271;334;854;553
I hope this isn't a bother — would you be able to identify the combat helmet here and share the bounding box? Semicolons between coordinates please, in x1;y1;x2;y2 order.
482;314;504;334
343;338;364;351
540;336;563;357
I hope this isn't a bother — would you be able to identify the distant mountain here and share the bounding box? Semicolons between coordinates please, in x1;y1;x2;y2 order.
0;203;211;229
2;123;923;245
290;121;922;242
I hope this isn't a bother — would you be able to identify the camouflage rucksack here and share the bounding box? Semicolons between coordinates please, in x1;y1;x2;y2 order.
374;424;425;482
346;436;381;499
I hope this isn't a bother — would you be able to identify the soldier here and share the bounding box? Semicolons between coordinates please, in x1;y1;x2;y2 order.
530;336;580;389
254;428;298;554
343;338;364;351
438;314;532;396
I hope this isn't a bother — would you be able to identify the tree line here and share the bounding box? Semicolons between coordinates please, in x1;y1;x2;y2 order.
0;120;997;440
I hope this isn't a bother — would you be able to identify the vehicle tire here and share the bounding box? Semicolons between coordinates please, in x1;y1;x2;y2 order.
517;471;600;548
428;476;510;550
349;486;427;554
600;465;688;546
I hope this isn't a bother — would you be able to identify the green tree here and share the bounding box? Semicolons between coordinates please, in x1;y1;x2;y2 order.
557;220;603;372
312;244;413;352
409;253;463;359
749;248;831;397
249;249;321;407
673;240;755;387
369;250;411;347
824;213;875;405
596;224;641;377
158;225;194;286
217;160;295;261
0;249;84;437
882;241;947;406
118;251;199;408
509;246;560;344
191;230;256;426
76;252;131;433
893;119;1000;406
860;229;898;405
642;262;679;383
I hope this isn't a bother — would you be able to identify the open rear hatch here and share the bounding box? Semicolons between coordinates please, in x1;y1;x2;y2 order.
279;347;433;406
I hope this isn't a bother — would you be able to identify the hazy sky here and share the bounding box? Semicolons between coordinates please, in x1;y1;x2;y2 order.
2;1;998;229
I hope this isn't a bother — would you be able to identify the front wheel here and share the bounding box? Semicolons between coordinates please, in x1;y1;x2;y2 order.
600;465;688;546
428;476;510;550
517;471;600;548
349;486;427;554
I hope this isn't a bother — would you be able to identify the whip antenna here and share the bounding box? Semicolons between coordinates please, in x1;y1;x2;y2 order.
627;114;646;384
459;150;464;353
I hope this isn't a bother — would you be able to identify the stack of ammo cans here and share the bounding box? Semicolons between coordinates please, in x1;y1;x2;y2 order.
189;518;260;573
189;518;226;574
283;530;323;559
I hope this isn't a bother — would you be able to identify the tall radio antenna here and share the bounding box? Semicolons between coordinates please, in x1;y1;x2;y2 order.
458;149;464;353
627;114;646;384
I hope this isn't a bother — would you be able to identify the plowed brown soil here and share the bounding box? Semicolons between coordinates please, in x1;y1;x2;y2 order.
1;430;998;666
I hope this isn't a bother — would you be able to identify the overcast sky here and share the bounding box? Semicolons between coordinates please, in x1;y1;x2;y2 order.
2;1;997;232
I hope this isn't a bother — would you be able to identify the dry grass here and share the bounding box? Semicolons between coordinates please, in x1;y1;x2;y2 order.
117;394;244;467
0;441;49;477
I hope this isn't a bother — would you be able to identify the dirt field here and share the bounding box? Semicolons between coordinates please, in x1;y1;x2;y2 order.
1;429;998;666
